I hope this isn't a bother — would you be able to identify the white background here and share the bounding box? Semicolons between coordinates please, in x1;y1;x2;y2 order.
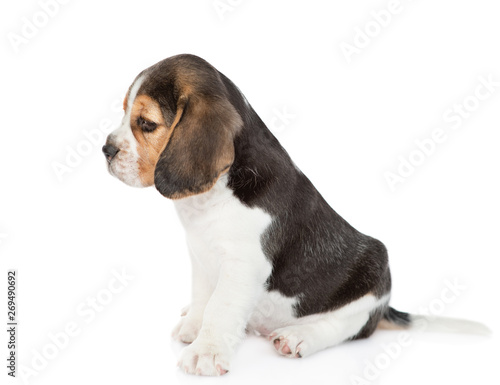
1;0;499;384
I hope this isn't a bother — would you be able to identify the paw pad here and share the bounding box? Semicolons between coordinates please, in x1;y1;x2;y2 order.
271;334;302;358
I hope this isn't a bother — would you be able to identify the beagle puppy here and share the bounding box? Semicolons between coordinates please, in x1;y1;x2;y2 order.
102;54;488;376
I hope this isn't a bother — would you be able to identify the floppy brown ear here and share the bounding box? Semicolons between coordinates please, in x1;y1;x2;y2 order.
154;94;242;199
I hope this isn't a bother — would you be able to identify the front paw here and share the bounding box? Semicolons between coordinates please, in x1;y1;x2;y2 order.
178;339;231;376
171;314;202;344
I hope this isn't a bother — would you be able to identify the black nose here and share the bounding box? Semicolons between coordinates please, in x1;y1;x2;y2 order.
102;144;119;163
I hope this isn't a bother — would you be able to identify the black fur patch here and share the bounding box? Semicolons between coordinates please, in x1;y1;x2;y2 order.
383;306;412;327
219;72;393;319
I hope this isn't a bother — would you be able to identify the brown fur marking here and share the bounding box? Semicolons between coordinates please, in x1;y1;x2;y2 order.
377;319;408;331
129;94;172;186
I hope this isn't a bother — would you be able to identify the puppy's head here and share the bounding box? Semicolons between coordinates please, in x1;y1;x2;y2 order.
103;54;242;199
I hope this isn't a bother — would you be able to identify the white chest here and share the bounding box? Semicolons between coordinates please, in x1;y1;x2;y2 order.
173;176;273;277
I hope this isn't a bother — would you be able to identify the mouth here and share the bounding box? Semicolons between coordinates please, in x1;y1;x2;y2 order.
106;161;116;178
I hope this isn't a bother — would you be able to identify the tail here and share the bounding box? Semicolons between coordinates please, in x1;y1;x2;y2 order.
378;306;492;336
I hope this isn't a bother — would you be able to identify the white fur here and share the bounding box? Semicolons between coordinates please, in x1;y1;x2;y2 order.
107;75;144;187
172;175;389;374
410;315;492;335
173;174;273;375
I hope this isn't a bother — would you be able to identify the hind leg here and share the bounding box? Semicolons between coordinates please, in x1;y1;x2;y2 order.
269;312;369;357
268;295;388;358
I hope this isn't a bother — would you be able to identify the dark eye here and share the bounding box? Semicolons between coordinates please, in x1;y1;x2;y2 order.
137;116;158;132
